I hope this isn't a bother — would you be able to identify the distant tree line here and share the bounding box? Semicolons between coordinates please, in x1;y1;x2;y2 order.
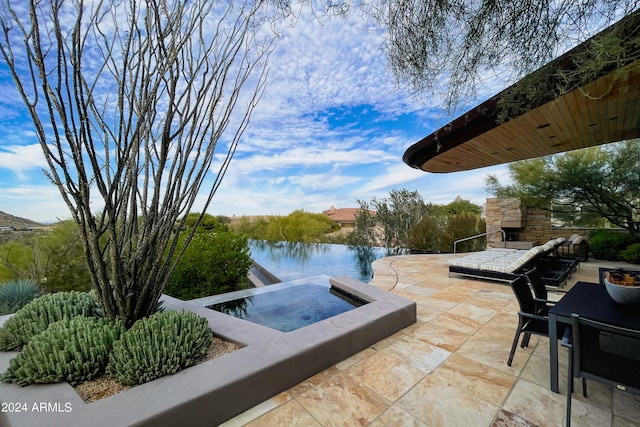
230;210;344;244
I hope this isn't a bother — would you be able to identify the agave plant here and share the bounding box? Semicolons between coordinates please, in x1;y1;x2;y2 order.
0;279;42;316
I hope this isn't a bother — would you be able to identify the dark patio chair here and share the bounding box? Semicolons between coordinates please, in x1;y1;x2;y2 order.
563;314;640;427
507;275;557;366
524;267;567;309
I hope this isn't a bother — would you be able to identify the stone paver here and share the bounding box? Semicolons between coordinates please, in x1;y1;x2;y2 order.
222;255;640;427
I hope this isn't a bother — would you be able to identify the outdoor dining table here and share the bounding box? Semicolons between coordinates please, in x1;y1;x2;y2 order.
548;281;640;393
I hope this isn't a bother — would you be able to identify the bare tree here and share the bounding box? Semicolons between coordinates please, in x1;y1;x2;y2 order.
350;189;428;251
0;0;282;326
364;0;640;111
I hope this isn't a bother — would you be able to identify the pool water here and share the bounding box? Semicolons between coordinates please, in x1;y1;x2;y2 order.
207;279;368;332
248;240;389;282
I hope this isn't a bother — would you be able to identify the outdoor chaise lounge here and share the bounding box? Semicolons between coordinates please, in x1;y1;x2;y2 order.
448;238;575;287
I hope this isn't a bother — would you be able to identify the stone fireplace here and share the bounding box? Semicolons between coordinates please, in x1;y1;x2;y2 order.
485;198;537;249
485;197;589;250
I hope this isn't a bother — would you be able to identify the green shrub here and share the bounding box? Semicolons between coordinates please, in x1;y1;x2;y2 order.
0;279;42;316
0;291;98;351
35;220;91;292
107;310;212;386
165;229;252;299
444;213;486;253
408;213;486;253
1;317;124;386
589;230;636;261
620;243;640;264
408;216;446;253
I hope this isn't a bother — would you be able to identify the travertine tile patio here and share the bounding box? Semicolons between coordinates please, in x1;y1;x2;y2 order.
222;254;640;427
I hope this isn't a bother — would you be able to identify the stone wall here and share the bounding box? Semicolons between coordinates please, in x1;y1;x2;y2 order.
518;206;551;243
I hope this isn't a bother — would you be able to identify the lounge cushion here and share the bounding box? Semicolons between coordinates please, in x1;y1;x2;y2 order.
448;244;547;274
541;241;556;251
449;239;573;286
478;261;513;273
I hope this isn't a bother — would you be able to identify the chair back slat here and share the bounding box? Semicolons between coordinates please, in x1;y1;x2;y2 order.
510;275;536;315
525;268;547;301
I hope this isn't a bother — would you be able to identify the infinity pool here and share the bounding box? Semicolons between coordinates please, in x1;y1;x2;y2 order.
248;240;388;282
204;277;368;332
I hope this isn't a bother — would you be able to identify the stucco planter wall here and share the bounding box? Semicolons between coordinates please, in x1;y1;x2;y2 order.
0;276;415;426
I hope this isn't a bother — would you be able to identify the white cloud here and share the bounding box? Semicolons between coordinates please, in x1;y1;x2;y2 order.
252;12;422;123
0;185;74;223
358;162;429;193
0;144;47;178
230;146;396;176
0;8;512;223
287;172;362;191
411;166;509;206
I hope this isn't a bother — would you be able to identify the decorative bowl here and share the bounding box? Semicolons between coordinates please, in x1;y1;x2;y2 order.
604;271;640;305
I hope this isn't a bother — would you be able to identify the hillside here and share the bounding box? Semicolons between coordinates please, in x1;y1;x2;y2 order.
0;211;44;230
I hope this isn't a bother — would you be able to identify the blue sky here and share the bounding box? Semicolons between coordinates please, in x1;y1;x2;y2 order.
0;10;513;223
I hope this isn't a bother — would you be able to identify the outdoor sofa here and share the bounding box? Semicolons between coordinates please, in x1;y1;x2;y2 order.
448;238;576;287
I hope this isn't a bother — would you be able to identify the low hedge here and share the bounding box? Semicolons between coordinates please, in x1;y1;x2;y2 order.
589;230;639;261
620;243;640;264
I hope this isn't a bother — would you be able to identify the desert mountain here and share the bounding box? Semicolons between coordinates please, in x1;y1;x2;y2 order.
0;211;44;229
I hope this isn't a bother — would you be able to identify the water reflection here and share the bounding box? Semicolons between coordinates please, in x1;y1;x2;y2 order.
249;240;329;263
247;240;390;282
349;245;379;281
209;296;251;318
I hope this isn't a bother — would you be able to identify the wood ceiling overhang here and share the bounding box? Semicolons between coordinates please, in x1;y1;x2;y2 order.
403;12;640;173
